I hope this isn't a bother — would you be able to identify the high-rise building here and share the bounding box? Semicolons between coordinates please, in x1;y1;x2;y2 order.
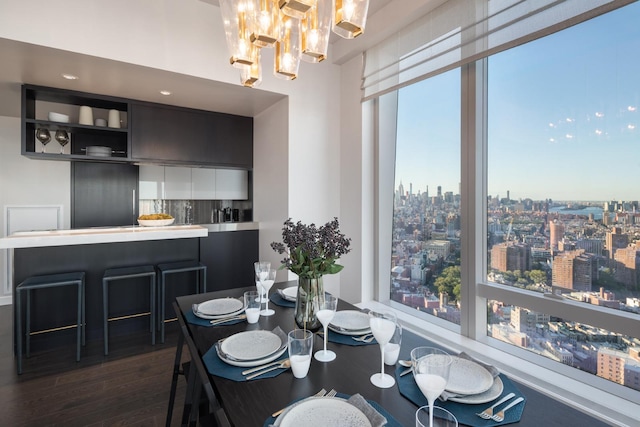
613;242;640;289
552;249;594;292
606;227;628;259
491;242;531;273
549;219;565;250
598;347;640;391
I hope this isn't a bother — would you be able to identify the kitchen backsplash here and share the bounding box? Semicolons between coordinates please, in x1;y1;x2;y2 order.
139;199;252;224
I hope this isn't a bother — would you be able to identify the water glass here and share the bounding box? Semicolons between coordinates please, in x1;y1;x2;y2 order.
384;323;402;365
287;329;313;378
415;406;458;427
244;291;261;324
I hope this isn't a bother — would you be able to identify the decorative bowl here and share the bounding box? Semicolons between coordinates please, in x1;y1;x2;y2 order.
48;112;70;123
138;218;175;227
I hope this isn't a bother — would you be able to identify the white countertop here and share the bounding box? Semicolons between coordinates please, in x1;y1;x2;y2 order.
0;225;209;249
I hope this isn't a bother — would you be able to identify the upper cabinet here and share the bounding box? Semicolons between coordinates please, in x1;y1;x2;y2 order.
22;85;130;161
130;102;253;168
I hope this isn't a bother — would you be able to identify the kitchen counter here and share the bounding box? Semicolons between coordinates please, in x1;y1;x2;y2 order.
0;224;208;249
202;221;259;233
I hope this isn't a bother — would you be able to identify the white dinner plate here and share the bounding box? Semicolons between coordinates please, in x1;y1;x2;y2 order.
197;298;244;316
216;343;287;368
192;299;244;320
448;376;504;404
221;330;283;361
417;355;494;395
278;286;298;301
328;310;371;335
275;397;372;427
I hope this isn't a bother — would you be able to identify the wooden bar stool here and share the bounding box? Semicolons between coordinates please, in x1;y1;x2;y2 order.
15;271;85;375
102;265;156;355
157;260;206;343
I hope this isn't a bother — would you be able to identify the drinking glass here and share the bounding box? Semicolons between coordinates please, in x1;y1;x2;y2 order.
244;290;261;324
313;294;337;362
35;128;51;153
369;310;397;388
259;268;276;316
288;329;313;378
55;130;69;154
384;323;402;365
411;347;453;427
415;406;458;427
254;261;270;302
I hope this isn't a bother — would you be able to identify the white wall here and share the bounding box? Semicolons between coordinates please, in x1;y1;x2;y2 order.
0;116;71;301
0;0;354;298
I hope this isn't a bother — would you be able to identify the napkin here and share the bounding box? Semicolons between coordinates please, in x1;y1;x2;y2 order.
184;308;245;327
322;329;378;346
271;292;295;308
347;393;387;427
439;352;500;401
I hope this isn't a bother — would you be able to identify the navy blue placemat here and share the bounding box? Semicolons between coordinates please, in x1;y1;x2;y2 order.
202;344;289;382
262;392;403;427
271;292;295;308
396;367;526;426
321;329;378;346
184;309;245;327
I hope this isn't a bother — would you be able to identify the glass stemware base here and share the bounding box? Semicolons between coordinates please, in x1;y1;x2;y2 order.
370;372;395;388
260;308;275;316
314;349;336;362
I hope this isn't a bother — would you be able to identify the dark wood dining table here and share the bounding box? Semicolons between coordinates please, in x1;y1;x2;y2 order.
174;283;611;427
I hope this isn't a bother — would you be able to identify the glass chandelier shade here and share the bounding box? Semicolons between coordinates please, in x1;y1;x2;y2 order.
220;0;370;85
332;0;369;39
220;0;257;67
274;14;302;80
241;49;263;87
301;0;331;63
250;0;280;47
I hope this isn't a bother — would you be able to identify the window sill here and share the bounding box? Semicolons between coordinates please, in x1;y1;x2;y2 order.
358;300;640;427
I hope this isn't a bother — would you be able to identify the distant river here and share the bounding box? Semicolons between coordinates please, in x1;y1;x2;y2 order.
548;206;604;220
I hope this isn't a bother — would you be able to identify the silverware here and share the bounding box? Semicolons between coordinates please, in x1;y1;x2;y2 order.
352;334;374;343
242;359;288;376
491;396;524;422
210;314;246;325
245;359;291;380
400;366;413;377
476;392;516;419
271;388;327;418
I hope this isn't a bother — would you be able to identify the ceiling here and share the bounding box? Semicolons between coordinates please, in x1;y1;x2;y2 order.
0;0;391;120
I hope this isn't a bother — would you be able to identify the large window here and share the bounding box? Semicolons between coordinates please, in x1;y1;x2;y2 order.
388;1;640;399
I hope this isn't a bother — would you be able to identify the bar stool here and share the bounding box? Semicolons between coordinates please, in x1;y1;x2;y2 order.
15;271;85;375
102;265;156;355
157;260;206;343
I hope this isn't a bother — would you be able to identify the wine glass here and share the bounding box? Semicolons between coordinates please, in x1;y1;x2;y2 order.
313;294;337;362
254;261;270;302
35;128;51;153
369;310;397;388
259;268;276;316
55;130;69;154
411;347;453;427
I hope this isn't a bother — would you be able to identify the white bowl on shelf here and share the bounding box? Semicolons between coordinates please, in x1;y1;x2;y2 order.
86;146;112;157
48;112;70;123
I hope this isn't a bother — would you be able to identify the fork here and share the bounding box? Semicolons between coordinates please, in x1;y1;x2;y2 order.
491;396;524;422
271;388;327;417
475;392;515;419
352;334;374;343
245;359;291;380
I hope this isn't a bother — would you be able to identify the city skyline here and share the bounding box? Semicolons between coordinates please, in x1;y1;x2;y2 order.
394;3;639;201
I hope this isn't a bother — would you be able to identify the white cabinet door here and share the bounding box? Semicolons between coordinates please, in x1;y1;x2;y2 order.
191;168;217;200
164;166;192;199
139;165;165;199
215;169;248;200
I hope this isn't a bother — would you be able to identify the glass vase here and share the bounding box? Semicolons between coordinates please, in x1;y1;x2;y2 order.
295;277;325;332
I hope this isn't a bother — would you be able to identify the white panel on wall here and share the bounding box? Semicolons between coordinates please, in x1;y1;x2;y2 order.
191;168;217;200
164;167;192;199
215;169;248;200
3;205;63;295
139;165;165;199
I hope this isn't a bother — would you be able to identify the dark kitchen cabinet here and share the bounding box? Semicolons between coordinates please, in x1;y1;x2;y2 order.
130;102;253;168
199;230;259;291
71;162;139;228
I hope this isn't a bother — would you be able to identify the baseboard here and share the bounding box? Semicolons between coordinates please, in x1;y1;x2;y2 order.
0;295;12;306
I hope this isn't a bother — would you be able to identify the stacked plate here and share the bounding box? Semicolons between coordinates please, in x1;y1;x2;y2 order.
277;286;298;302
193;298;244;320
328;310;371;336
274;396;372;427
215;329;287;367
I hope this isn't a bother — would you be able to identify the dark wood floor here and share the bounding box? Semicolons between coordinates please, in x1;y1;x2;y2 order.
0;304;188;426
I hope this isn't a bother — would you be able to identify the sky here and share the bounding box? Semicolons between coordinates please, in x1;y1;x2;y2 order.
394;2;639;202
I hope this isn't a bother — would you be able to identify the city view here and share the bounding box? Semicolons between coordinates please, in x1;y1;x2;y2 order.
389;184;640;391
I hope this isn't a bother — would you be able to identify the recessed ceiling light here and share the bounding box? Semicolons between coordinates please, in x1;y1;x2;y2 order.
61;73;79;80
160;90;171;96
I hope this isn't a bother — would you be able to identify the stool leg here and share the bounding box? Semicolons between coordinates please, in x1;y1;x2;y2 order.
103;278;109;356
160;272;166;344
26;288;31;358
76;281;82;362
150;273;156;346
16;288;23;375
81;280;86;346
202;267;207;293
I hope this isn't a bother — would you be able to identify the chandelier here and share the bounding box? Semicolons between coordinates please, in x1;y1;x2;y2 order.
219;0;370;87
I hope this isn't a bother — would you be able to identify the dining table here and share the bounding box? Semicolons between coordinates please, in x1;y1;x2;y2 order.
173;282;612;427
